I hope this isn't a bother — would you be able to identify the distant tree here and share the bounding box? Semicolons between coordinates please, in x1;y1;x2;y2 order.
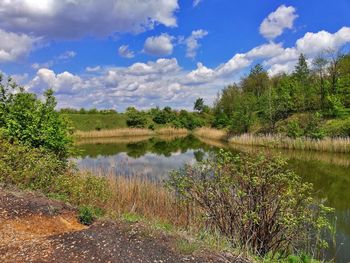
241;64;269;97
126;107;147;128
194;98;205;112
313;55;328;110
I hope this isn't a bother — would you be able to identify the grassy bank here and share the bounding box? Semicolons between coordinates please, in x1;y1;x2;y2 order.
229;133;350;153
75;127;188;139
63;113;128;131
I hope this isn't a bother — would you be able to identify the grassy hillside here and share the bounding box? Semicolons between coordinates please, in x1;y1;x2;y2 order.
63;113;128;131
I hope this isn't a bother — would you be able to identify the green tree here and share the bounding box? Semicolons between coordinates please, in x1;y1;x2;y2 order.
126;107;147;128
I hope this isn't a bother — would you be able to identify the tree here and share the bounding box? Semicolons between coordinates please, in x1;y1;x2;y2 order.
126;107;147;128
313;55;328;110
194;98;205;113
0;75;73;160
241;64;269;97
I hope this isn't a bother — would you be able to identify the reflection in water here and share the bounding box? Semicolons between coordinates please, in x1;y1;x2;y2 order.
75;135;350;262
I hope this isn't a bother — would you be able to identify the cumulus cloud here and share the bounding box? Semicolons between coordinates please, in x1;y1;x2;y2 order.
144;34;174;56
296;27;350;55
0;0;179;39
260;5;298;40
0;29;39;62
118;45;135;58
15;22;350;110
185;29;208;59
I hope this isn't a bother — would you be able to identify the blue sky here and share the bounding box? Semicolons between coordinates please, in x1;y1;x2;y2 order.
0;0;350;110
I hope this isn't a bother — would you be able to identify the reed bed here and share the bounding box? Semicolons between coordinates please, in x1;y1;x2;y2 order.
75;128;153;138
75;127;188;139
194;127;227;141
229;134;350;153
74;136;152;145
81;171;197;227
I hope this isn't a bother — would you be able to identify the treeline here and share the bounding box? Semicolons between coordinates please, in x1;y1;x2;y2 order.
213;52;350;138
60;108;117;114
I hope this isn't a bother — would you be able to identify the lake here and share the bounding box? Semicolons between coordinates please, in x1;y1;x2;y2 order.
75;135;350;262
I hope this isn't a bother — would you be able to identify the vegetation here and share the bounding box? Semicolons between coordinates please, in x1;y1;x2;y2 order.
213;52;350;138
0;75;73;159
229;134;350;153
168;150;333;258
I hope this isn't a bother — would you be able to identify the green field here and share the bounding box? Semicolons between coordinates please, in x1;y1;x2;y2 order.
63;113;128;131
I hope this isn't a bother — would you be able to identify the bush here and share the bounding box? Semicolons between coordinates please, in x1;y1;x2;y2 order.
0;140;111;208
0;75;73;160
78;205;103;225
168;150;332;257
126;107;147;128
323;117;350;137
286;120;304;138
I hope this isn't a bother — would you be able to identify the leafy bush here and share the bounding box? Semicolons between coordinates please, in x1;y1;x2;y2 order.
126;107;147;128
0;75;73;160
78;205;103;225
286;120;304;138
323;117;350;137
0;140;111;208
168;150;332;258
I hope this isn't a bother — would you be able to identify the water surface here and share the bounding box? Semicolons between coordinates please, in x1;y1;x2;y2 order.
75;135;350;262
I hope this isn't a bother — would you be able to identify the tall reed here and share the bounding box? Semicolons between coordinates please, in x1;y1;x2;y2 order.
194;127;227;141
75;127;188;139
229;134;350;153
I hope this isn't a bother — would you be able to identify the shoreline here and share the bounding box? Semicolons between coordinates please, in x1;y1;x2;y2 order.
74;127;350;153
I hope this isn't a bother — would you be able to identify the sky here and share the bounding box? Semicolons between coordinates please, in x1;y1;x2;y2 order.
0;0;350;111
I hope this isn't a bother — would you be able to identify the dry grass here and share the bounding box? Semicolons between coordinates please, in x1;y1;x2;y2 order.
75;128;153;138
229;134;350;153
74;136;152;145
74;127;188;139
79;169;196;227
194;127;227;141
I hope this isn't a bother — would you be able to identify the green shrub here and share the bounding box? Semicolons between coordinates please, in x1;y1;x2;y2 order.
168;150;332;258
78;205;103;225
286;120;304;138
126;107;147;128
0;140;111;208
323;117;350;137
0;75;73;160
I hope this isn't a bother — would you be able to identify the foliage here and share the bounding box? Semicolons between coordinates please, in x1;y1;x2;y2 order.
0;75;73;159
213;51;350;138
78;205;103;225
168;150;332;258
126;107;148;128
0;139;111;207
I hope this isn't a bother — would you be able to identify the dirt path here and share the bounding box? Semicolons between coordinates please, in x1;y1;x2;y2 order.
0;187;246;263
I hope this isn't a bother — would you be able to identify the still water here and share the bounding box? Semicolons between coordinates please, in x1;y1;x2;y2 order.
75;135;350;262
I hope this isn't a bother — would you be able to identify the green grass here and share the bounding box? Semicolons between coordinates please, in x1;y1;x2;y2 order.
63;113;128;131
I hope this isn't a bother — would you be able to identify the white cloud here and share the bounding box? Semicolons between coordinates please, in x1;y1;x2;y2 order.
0;29;38;62
296;27;350;55
0;0;179;39
118;45;135;58
57;50;77;60
86;66;102;73
144;34;174;56
185;29;208;59
260;5;298;40
17;25;350;110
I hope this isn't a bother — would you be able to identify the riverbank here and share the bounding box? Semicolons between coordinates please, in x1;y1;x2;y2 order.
75;127;188;139
0;186;239;263
194;127;350;153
